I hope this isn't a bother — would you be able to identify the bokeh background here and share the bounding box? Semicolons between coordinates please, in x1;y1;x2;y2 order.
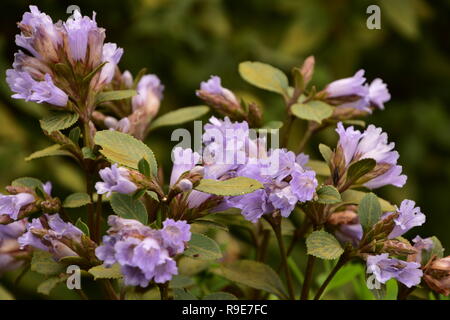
0;0;449;298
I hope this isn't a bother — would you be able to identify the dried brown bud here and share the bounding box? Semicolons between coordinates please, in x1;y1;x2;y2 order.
382;240;418;256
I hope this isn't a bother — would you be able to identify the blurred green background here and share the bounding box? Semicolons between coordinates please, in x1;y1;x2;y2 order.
0;0;449;297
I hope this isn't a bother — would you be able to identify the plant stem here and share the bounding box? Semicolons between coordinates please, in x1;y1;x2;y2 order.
300;254;316;300
159;283;169;300
265;216;296;300
314;256;347;300
102;280;119;300
297;124;313;153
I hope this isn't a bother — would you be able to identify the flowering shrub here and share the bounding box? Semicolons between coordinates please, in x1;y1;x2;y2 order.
1;6;449;300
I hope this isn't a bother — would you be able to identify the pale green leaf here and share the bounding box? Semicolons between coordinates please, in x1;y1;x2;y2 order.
173;288;198;300
75;218;90;236
37;276;66;295
184;233;222;260
31;250;64;276
307;160;330;176
291;101;333;124
306;230;344;260
316;185;341;204
94;130;157;175
318;144;333;165
25;144;73;161
63;192;91;208
110;193;148;225
358;193;382;232
149;106;209;131
195;177;263;196
239;61;289;96
40;112;79;133
88;263;122;280
340;190;395;212
96;90;136;104
11;177;43;189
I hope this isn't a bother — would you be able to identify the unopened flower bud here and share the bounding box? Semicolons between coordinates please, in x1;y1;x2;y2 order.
178;179;193;192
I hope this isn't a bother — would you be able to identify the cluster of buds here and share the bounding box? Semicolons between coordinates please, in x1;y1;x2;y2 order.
92;71;165;140
196;76;262;127
0;182;60;224
18;213;97;263
6;6;124;116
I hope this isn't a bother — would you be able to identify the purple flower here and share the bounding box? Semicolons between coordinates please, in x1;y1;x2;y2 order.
132;74;164;117
64;10;99;61
291;170;318;202
18;214;83;259
335;223;363;247
387;200;426;239
97;42;124;86
198;75;238;104
95;164;138;197
0;220;28;275
367;253;423;287
170;147;202;186
6;69;68;107
104;116;130;133
326;70;368;99
335;122;407;189
368;78;390;110
95;216;190;287
161;219;191;255
226;189;270;223
410;235;434;264
0;192;35;220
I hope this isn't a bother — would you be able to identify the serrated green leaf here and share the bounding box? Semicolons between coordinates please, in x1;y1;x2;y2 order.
94;130;157;175
346;158;376;184
316;185;341;204
149;106;209;131
63;192;91;208
25;144;73;161
31;250;64;276
138;158;151;177
239;61;289;96
37;276;67;295
291;101;333;124
75;218;90;236
195;177;263;196
306;230;344;260
88;263;122;280
318;144;333;165
96;90;136;104
213;260;288;299
11;177;43;189
340;189;395;212
110;193;148;225
40;112;79;133
184;233;222;260
203;292;238;300
358;193;382;232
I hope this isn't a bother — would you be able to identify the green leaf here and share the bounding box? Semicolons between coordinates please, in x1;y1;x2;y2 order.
307;160;330;176
96;89;136;104
11;177;43;189
340;190;395;212
291;101;333;124
239;61;289;96
75;218;90;236
82;147;96;160
25;144;73;161
149;106;210;131
195;177;263;196
110;193;148;225
306;230;344;260
316;185;341;204
318;144;333;165
40;112;79;133
31;250;64;276
173;288;198;300
68;127;81;144
63;192;91;208
37;276;67;295
358;193;382;232
325;264;364;293
213;260;287;299
203;292;238;300
138;158;151;177
88;263;122;280
184;233;222;260
169;275;195;289
94;130;157;175
0;285;14;300
262;121;283;129
192;219;229;232
346;158;376;184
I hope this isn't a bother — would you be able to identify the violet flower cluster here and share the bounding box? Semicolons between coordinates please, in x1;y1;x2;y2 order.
95;216;191;287
325;70;391;112
95;164;138;197
6;6;123;107
335;121;407;189
0;220;28;275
